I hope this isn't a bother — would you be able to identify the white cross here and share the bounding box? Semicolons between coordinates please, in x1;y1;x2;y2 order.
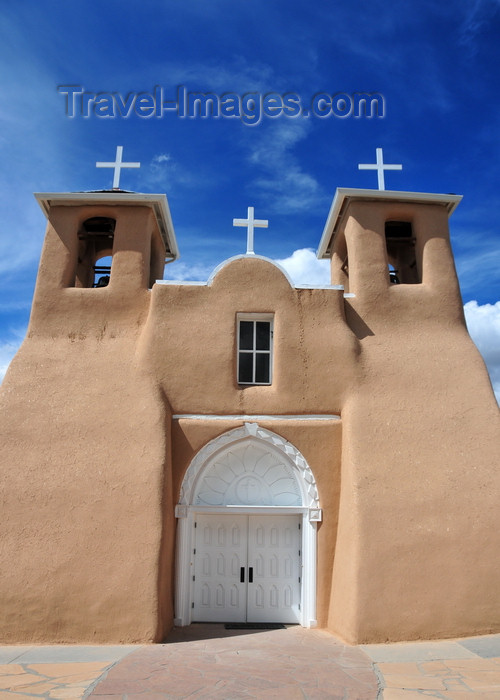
233;206;268;255
358;147;402;190
96;146;140;189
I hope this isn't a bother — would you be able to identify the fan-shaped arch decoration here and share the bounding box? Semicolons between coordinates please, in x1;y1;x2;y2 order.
178;423;319;509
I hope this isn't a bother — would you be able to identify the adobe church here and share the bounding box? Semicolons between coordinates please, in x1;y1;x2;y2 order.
0;149;499;645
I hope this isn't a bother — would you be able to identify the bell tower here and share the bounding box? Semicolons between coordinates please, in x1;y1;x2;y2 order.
318;188;462;299
0;188;180;644
317;187;500;644
29;191;178;337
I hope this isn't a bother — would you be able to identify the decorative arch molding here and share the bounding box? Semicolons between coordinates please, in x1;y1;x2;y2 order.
178;422;320;515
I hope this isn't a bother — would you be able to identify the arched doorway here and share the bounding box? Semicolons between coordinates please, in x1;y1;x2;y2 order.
174;423;321;627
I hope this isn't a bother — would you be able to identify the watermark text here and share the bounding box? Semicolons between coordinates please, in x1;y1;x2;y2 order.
58;85;385;126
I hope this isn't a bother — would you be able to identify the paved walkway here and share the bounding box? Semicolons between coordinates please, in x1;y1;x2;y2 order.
0;626;499;699
362;634;500;699
0;645;136;700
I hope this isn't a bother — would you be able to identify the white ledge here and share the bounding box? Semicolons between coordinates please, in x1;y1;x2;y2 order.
35;191;179;260
156;280;206;286
295;284;344;290
156;279;345;291
317;187;462;260
172;414;340;421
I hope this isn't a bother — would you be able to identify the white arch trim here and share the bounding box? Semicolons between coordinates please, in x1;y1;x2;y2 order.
178;422;321;514
174;423;321;628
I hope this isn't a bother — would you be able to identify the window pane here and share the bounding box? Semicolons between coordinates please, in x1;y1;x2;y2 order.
239;321;254;350
255;353;270;383
256;322;270;350
238;352;253;383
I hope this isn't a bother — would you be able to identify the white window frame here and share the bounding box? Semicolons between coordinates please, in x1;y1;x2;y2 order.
237;313;274;385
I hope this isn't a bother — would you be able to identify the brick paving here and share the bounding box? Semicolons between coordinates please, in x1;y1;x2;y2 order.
88;625;379;699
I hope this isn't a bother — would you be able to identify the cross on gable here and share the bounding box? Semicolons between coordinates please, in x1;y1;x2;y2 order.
358;147;402;190
96;146;141;189
233;206;269;255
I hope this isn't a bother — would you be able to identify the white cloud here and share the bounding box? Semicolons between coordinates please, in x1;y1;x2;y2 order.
464;300;500;403
0;326;27;384
163;260;215;282
162;248;331;286
275;248;330;285
154;154;171;164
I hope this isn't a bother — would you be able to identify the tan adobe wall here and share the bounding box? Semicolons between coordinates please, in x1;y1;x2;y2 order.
0;204;174;643
0;194;498;643
327;199;500;643
138;256;359;414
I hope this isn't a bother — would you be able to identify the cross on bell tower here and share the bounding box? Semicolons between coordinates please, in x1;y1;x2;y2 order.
96;146;141;189
358;147;403;190
233;206;269;255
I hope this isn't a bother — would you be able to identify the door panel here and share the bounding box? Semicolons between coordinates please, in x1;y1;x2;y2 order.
192;513;301;624
193;514;247;622
247;515;301;623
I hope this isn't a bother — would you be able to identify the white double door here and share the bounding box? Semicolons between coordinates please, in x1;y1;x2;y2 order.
193;513;301;624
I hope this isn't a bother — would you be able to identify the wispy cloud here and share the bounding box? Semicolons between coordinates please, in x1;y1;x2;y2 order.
125;55;277;95
139;152;199;191
453;236;500;301
245;120;327;213
0;299;33;313
459;0;500;49
0;43;83;278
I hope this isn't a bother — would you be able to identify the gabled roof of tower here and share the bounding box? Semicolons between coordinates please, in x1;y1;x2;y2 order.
35;191;179;260
317;188;462;259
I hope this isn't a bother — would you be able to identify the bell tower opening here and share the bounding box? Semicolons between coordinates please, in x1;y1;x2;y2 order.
76;216;116;288
384;220;419;284
93;254;112;288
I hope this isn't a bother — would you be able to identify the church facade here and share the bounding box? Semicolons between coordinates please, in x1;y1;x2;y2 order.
0;186;499;644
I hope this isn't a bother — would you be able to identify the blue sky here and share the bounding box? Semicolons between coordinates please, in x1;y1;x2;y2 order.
0;0;499;399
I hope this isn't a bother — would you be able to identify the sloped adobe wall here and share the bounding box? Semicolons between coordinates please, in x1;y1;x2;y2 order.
0;204;175;643
328;201;500;643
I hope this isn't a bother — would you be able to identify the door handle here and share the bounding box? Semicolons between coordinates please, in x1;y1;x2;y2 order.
248;567;253;583
240;567;245;583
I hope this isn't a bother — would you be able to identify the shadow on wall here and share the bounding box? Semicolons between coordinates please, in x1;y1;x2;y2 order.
344;302;374;340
